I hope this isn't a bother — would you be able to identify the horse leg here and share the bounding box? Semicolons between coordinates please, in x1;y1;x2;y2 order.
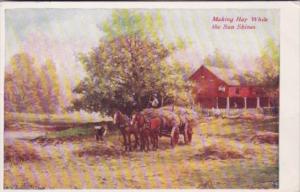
155;131;159;150
134;133;139;150
142;131;146;152
96;133;99;141
153;132;157;150
139;132;144;151
154;132;158;150
150;133;155;151
123;133;128;151
144;131;149;152
146;134;150;152
128;133;132;151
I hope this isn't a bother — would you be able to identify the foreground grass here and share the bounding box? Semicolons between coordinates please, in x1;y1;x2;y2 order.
4;117;278;189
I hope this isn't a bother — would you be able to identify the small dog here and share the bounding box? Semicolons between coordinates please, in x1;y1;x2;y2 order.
94;124;108;141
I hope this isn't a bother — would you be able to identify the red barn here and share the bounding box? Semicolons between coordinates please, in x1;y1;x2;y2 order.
189;65;276;109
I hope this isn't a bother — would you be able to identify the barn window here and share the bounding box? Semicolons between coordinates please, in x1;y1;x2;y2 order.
236;88;240;95
218;85;225;92
201;75;205;79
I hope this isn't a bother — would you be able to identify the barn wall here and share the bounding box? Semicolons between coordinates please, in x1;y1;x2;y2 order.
191;66;228;98
190;66;274;109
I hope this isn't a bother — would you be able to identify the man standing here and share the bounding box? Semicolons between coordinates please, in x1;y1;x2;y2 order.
150;93;159;108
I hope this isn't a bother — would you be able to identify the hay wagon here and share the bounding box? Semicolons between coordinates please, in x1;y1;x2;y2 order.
142;107;195;147
159;119;192;146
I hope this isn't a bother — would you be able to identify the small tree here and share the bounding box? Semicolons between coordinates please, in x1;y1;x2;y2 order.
4;53;61;114
5;53;43;113
39;59;60;114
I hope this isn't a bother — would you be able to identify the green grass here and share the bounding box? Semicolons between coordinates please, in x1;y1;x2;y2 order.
45;127;95;139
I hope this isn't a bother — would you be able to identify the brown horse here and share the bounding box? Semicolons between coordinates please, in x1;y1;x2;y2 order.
113;111;139;151
131;113;162;151
131;112;151;151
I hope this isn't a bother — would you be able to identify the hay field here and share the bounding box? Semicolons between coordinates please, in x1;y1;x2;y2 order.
4;116;278;189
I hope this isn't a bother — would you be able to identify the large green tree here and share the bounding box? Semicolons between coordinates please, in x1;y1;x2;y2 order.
71;10;191;115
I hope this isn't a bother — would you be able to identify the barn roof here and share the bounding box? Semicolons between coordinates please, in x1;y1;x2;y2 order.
190;65;248;86
205;66;242;86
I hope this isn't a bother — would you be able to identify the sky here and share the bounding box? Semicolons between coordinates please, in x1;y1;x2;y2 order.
5;9;279;88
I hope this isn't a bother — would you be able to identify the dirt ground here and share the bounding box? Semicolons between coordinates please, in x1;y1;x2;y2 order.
4;117;278;189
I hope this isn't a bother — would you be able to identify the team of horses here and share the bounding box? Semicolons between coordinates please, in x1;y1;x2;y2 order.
113;110;193;152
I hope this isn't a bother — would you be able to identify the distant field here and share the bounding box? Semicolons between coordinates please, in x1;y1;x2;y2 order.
5;112;112;124
4;115;278;189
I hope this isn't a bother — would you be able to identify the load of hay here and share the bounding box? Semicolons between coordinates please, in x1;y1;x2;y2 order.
5;139;42;163
142;108;180;124
250;131;278;144
141;106;199;126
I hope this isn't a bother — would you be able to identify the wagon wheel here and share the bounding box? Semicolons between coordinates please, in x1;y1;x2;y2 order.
171;127;179;147
183;128;189;144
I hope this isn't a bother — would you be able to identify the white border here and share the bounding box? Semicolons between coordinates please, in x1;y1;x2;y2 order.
0;2;299;192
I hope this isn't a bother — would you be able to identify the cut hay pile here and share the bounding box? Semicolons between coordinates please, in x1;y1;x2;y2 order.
195;144;246;160
74;142;126;157
251;131;278;144
5;140;42;163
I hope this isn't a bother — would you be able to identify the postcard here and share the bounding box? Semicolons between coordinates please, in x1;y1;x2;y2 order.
0;2;299;191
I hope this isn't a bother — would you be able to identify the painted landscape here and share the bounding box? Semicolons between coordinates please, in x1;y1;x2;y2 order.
4;9;279;189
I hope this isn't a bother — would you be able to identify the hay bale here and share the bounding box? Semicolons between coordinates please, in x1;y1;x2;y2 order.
251;131;278;144
5;140;42;163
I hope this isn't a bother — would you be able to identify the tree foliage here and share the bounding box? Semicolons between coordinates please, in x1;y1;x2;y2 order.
203;49;235;69
240;38;279;88
71;10;191;115
4;53;60;113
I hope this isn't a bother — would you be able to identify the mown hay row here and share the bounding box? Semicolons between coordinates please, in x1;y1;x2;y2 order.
250;131;278;144
193;142;258;160
5;140;42;163
73;143;126;158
